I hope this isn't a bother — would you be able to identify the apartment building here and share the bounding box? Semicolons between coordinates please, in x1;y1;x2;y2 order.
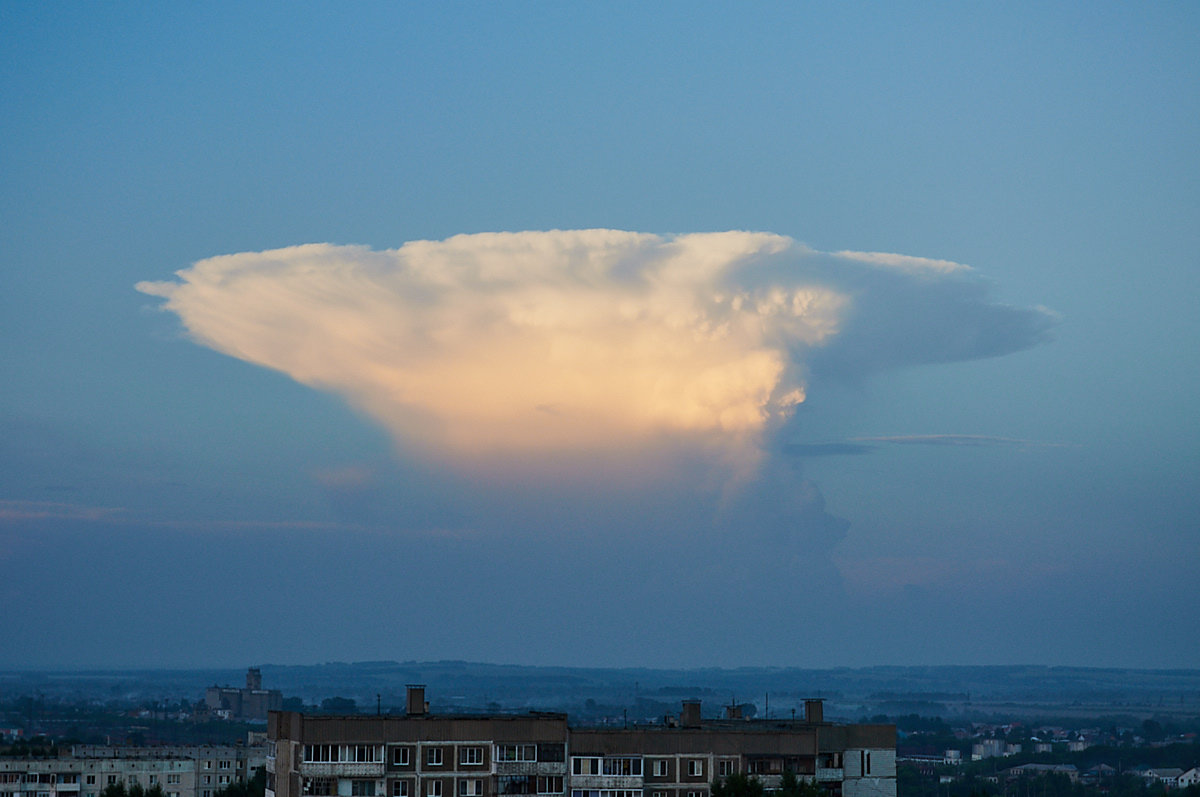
0;745;266;797
266;688;894;797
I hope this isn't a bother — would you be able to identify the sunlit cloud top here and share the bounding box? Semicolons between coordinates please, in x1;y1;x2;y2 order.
137;230;1056;467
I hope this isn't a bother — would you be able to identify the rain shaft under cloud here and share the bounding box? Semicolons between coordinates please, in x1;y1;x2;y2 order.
138;230;1057;477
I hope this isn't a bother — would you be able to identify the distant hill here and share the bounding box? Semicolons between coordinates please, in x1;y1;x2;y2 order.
4;662;1199;723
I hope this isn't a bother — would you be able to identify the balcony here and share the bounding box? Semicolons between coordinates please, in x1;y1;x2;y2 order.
299;763;385;778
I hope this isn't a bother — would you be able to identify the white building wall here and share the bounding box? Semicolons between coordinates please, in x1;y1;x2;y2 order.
841;749;895;797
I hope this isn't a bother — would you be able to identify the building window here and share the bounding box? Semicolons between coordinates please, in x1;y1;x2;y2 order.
688;791;705;797
306;746;383;764
718;762;734;777
351;782;377;797
304;779;336;796
651;761;668;778
204;777;212;785
393;782;410;797
394;748;411;767
536;778;562;795
460;748;483;766
427;783;442;797
220;762;232;771
169;776;181;785
150;777;159;785
602;759;641;777
687;761;703;777
205;763;213;771
537;745;565;764
427;748;443;766
203;791;212;797
571;759;598;776
219;777;231;786
653;792;669;797
495;745;536;763
498;776;536;796
107;778;118;786
458;780;482;797
87;777;96;786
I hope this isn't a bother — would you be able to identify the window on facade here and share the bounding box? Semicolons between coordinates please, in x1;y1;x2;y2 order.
392;782;409;797
150;777;159;785
427;783;442;797
601;759;641;777
203;791;212;797
219;777;230;786
571;759;598;776
205;763;213;770
495;745;536;763
536;778;562;795
304;779;336;795
427;749;443;766
460;748;483;766
169;776;181;785
393;748;411;767
306;745;383;764
220;762;231;771
204;777;212;785
108;778;117;786
536;745;564;764
688;791;705;797
497;777;536;796
458;780;482;797
87;777;96;785
687;761;703;777
351;781;377;797
651;761;667;778
718;761;734;777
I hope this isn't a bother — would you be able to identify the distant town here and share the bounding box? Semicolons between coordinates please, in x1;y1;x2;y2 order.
2;664;1198;797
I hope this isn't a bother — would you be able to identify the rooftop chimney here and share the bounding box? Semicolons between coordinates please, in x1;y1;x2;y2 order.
805;699;824;724
680;700;702;728
406;685;428;717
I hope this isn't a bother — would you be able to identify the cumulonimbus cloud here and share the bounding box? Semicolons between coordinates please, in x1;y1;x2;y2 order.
137;230;1056;469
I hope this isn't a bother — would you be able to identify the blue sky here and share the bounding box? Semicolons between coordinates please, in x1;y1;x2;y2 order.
2;2;1197;669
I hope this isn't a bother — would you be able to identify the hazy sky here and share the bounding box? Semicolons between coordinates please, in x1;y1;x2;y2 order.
2;3;1197;670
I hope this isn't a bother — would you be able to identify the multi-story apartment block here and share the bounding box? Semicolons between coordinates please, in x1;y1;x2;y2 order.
0;745;266;797
266;688;893;797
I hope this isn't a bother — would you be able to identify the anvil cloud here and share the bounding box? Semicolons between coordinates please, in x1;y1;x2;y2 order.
138;230;1056;469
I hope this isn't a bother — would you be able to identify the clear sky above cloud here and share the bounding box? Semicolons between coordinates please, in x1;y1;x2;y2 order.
1;2;1197;669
